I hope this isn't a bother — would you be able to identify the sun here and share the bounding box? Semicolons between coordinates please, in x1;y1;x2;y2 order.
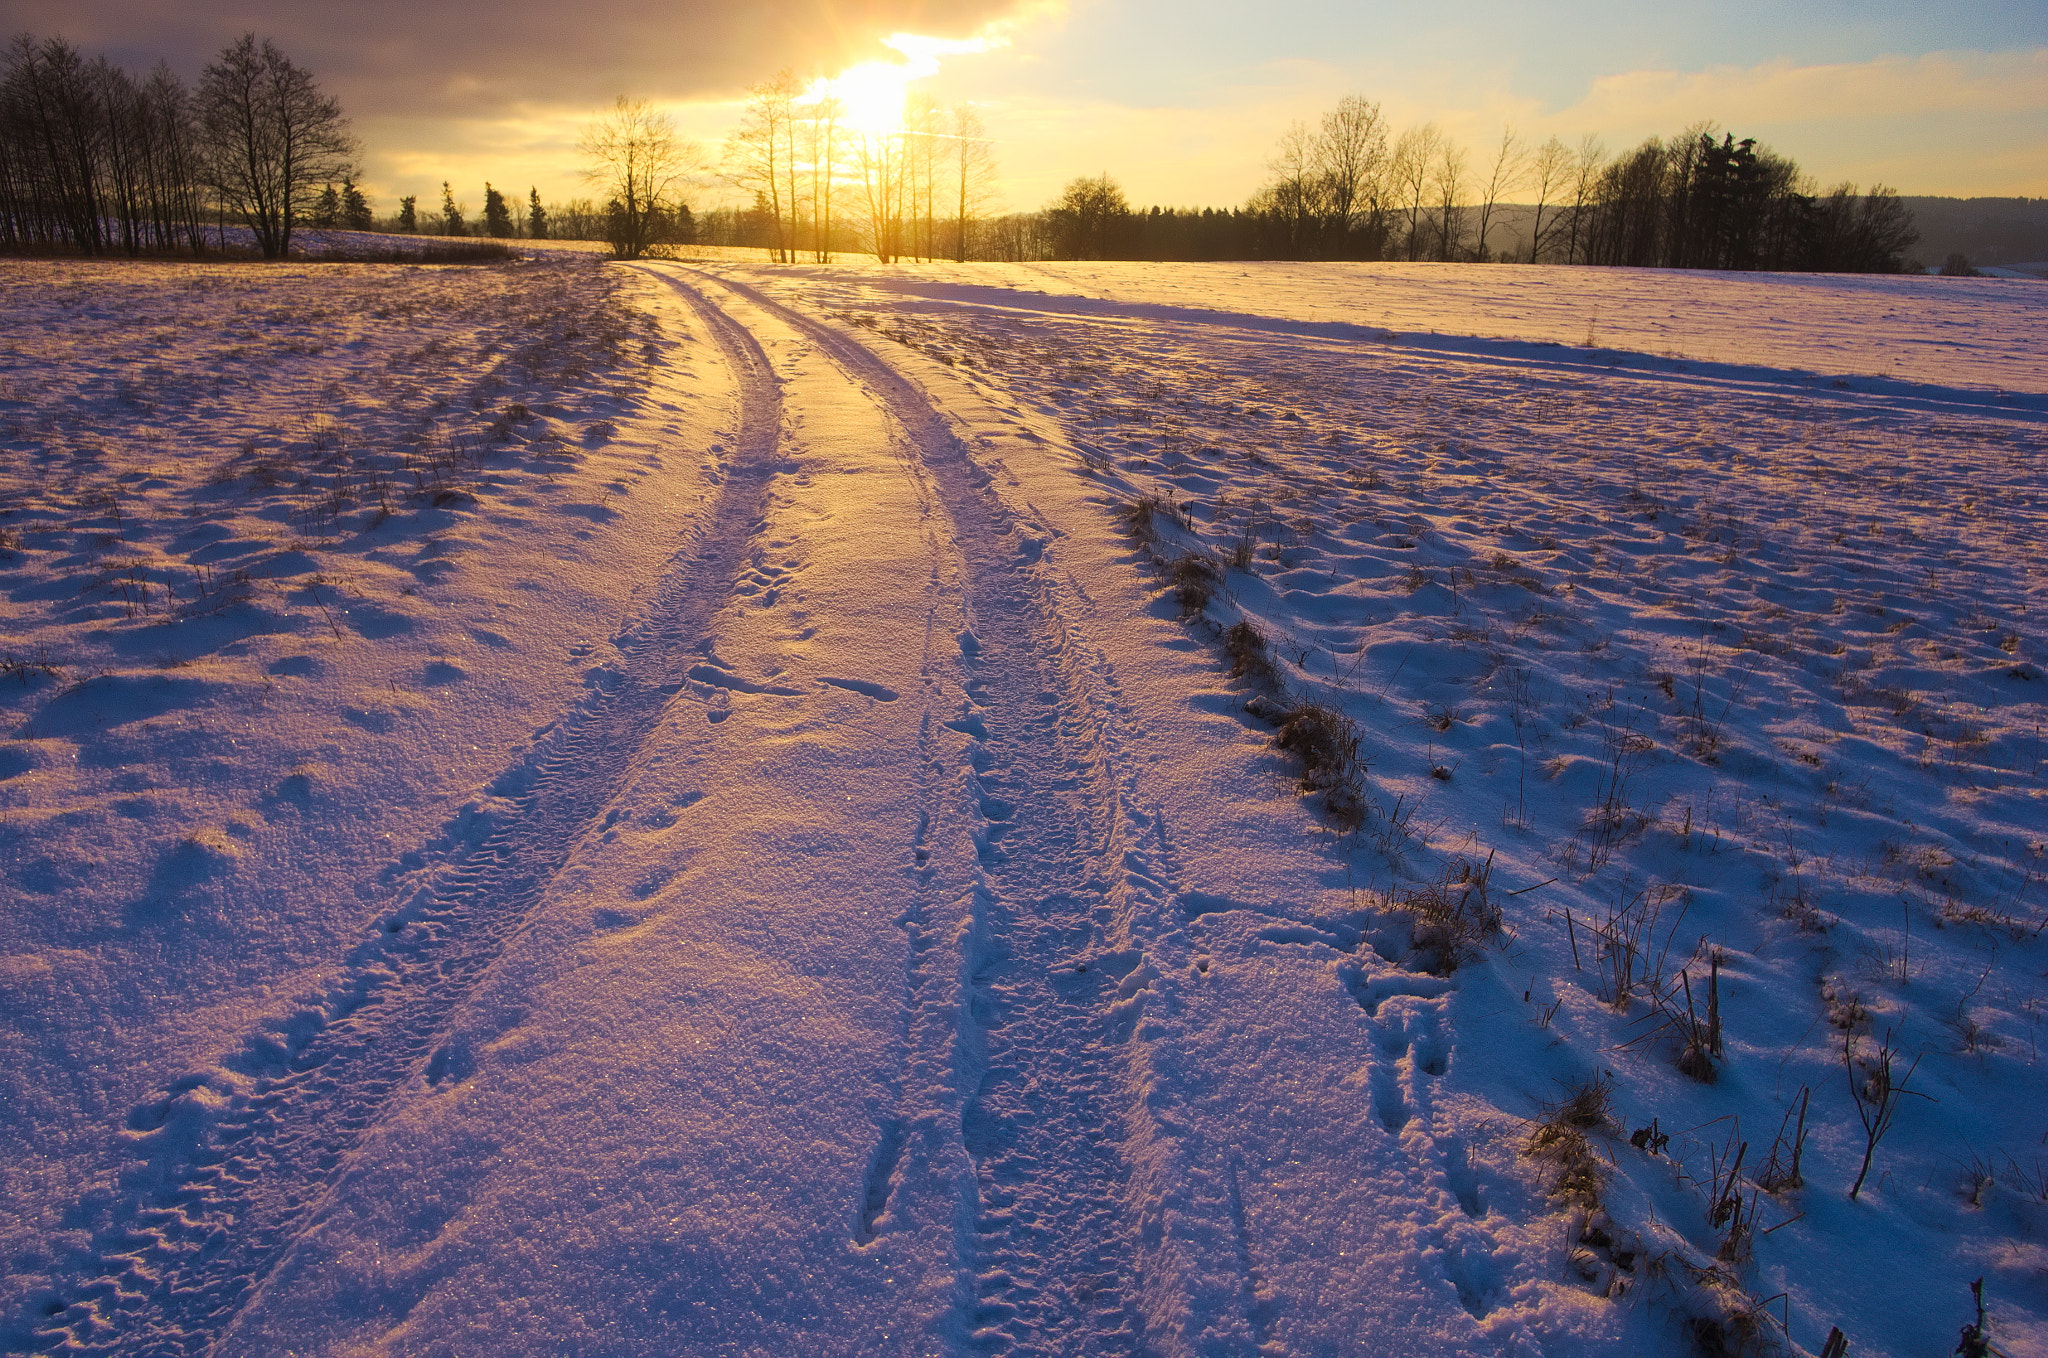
806;32;998;138
818;59;916;138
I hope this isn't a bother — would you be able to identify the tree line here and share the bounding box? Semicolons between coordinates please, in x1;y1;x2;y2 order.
718;72;998;264
1;32;355;259
552;73;1006;263
0;30;677;258
1023;98;1919;272
568;79;1919;275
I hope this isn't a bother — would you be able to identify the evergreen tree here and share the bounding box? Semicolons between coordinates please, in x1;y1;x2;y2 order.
341;176;372;230
397;195;417;232
483;182;513;237
311;183;340;228
1687;134;1766;270
527;186;547;239
440;181;465;235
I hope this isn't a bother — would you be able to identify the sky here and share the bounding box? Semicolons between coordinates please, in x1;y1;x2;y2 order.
8;0;2044;213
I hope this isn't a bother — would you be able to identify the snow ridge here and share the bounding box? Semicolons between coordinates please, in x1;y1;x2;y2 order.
16;273;787;1356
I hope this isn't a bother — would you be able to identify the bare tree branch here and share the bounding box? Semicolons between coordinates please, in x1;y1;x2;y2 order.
580;95;702;260
196;33;356;260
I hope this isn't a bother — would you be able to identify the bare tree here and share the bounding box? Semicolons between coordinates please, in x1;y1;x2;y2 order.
802;92;842;261
1431;135;1468;261
92;55;199;256
1659;121;1716;268
1563;135;1606;265
5;35;111;253
780;75;804;261
728;72;799;261
547;197;602;241
1262;119;1324;257
1390;123;1439;260
1252;95;1389;259
1316;95;1388;257
95;59;146;254
1046;174;1129;260
1472;126;1524;262
853;127;903;262
950;103;997;263
1524;135;1571;262
152;64;209;252
195;33;355;259
905;91;943;260
580;95;700;260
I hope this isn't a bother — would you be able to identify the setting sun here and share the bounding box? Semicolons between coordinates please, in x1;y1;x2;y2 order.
809;31;997;137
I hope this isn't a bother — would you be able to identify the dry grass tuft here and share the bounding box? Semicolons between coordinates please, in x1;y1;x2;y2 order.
1;647;65;684
1118;495;1164;549
1118;492;1192;547
311;240;518;266
1170;552;1221;617
1397;852;1504;973
1269;701;1367;830
1526;1071;1614;1208
1223;620;1278;686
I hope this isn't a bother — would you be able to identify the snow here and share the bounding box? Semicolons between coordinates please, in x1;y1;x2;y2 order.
2;250;2043;1358
820;259;2048;404
0;249;731;1335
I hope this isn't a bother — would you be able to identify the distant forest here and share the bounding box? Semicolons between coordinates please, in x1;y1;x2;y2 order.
0;30;2022;276
1893;198;2048;271
920;99;1922;272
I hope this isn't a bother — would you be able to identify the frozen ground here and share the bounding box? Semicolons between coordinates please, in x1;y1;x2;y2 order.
1;252;2042;1358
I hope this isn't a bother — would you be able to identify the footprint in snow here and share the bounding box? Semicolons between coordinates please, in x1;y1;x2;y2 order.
818;676;898;701
686;663;803;696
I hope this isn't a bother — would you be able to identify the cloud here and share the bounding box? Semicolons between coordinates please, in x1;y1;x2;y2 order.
1542;47;2048;195
6;0;1036;115
980;46;2048;207
1562;47;2048;130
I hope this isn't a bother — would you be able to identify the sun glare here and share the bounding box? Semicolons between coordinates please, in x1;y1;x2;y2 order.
807;31;999;137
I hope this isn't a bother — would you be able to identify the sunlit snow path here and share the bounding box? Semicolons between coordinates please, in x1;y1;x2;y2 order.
687;270;1182;1353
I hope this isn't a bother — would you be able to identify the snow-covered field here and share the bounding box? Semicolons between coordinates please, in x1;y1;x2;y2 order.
832;259;2048;405
1;251;2042;1358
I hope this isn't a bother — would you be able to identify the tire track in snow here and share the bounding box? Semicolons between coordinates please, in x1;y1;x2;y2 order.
672;270;1191;1357
636;270;965;1275
15;284;787;1357
853;615;960;1253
